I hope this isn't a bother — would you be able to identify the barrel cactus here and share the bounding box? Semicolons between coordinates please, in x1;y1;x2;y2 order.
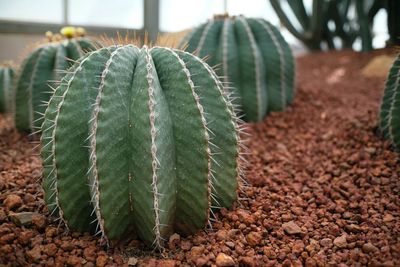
379;54;400;148
14;27;98;133
41;44;242;248
0;62;15;113
180;15;295;122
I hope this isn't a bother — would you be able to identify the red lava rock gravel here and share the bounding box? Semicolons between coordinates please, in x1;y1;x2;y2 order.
0;49;399;266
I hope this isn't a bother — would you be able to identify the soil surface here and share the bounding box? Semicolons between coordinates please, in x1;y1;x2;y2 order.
1;49;399;266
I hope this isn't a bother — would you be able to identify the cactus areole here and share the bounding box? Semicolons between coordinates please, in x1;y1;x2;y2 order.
41;45;242;248
379;54;400;149
0;63;15;113
14;28;97;133
180;15;295;122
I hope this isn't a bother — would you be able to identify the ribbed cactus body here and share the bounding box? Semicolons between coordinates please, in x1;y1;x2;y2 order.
0;65;14;113
181;15;295;122
41;45;240;248
14;37;97;133
379;54;400;148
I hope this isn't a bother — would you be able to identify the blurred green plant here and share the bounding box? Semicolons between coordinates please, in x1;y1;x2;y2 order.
379;54;400;149
14;27;98;133
180;15;295;122
270;0;399;52
0;62;15;113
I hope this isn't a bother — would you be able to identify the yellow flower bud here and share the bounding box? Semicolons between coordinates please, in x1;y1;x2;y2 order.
76;27;86;37
61;26;76;39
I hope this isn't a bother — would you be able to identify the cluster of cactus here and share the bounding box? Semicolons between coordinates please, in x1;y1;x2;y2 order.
379;54;400;149
14;27;98;133
40;44;242;248
0;63;15;113
180;15;295;122
387;0;400;46
270;0;386;52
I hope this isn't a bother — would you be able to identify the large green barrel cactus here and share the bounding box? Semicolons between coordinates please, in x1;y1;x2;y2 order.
180;15;295;122
379;54;400;148
0;63;15;113
40;44;241;248
14;27;98;133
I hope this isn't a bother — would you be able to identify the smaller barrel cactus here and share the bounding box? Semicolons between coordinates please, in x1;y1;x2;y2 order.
180;15;295;122
379;54;400;148
14;27;99;133
0;62;15;113
41;44;242;248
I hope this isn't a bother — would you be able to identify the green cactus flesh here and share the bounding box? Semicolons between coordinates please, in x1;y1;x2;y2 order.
41;45;241;248
180;15;295;122
14;37;97;133
0;65;15;113
379;54;400;148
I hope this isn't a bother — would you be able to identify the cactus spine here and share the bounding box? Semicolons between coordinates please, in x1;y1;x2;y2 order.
379;54;400;148
180;15;295;122
0;63;15;113
41;45;242;248
14;28;98;133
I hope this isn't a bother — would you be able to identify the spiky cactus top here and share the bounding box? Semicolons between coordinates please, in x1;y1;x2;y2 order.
14;27;98;133
379;54;400;148
180;15;295;122
41;44;242;248
0;63;15;113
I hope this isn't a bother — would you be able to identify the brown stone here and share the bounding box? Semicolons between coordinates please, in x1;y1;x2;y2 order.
195;257;208;267
319;238;333;248
362;242;378;253
333;235;347;248
216;253;235;266
83;246;96;262
216;230;228;241
292;240;305;254
239;256;255;267
96;254;108;267
66;255;82;267
305;258;317;267
43;243;58;256
263;246;277;259
4;194;22;210
282;221;303;235
26;246;42;263
181;240;192;251
0;209;7;222
0;233;15;244
128;257;138;266
159;259;176;267
246;232;262;246
31;214;47;230
383;213;394;222
168;233;180;250
9;212;37;226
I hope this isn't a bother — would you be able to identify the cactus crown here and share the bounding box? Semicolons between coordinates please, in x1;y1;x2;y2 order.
180;15;295;122
40;44;243;248
379;54;400;148
14;31;98;133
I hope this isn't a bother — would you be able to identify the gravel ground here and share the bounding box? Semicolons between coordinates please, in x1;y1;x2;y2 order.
0;49;399;266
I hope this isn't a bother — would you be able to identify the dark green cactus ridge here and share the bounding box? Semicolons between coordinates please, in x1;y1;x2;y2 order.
14;37;97;133
0;64;15;113
41;44;242;248
379;54;400;149
180;15;295;122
